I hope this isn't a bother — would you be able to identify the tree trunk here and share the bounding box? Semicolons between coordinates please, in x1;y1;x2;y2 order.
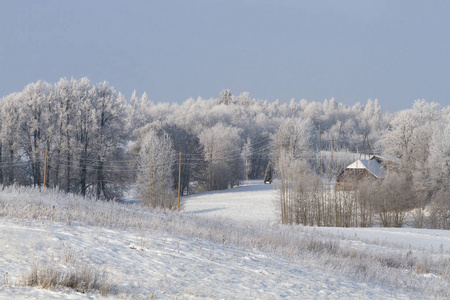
66;151;71;193
96;159;104;199
80;149;87;197
8;147;14;185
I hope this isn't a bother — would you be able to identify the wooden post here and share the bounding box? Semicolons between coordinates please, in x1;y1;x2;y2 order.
280;132;285;224
43;150;48;190
330;139;333;182
318;125;321;225
318;125;321;176
177;152;181;211
329;139;334;226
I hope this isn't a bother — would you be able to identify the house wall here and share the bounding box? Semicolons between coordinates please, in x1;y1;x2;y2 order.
335;169;377;191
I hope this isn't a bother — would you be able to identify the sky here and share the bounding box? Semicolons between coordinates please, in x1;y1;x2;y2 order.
1;0;450;112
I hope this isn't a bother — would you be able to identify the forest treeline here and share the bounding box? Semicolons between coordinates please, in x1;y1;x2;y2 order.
0;78;449;228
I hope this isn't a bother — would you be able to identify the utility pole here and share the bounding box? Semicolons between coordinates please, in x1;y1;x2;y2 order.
280;132;285;224
330;139;334;182
318;125;321;176
177;152;181;211
317;125;322;226
43;150;48;190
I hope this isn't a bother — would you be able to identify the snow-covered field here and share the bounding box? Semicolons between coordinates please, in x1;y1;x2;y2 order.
184;181;450;253
0;182;449;299
183;181;278;225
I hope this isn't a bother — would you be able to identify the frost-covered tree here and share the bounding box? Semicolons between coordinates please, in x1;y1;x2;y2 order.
137;130;176;209
270;117;314;224
241;137;253;182
129;91;153;134
270;117;313;171
72;77;95;196
17;81;53;186
90;83;128;199
427;108;450;228
48;77;81;192
219;89;232;105
199;123;243;190
381;100;441;214
0;93;21;185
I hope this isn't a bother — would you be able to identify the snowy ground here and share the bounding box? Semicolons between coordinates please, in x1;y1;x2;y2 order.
183;180;278;225
0;220;404;300
0;182;449;299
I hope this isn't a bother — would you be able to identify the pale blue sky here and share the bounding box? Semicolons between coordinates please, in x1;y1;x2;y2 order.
1;0;449;112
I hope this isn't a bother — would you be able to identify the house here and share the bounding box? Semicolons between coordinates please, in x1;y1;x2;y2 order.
335;156;386;191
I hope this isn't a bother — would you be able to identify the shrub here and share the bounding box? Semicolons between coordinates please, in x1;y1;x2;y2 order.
21;261;115;296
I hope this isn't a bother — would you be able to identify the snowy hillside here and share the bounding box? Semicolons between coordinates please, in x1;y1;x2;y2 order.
0;183;449;299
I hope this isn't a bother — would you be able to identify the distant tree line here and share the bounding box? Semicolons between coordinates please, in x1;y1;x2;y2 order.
1;79;449;228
